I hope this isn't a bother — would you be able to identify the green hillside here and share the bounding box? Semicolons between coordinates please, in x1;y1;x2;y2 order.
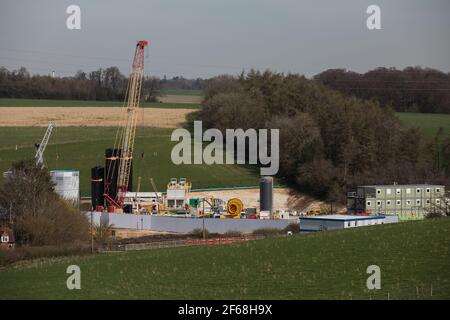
396;112;450;141
1;218;449;299
0;127;260;196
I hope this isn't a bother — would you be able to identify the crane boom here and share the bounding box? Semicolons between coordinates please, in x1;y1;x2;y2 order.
111;40;148;207
35;123;54;167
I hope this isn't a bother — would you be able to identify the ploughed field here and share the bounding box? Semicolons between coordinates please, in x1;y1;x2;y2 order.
0;106;194;127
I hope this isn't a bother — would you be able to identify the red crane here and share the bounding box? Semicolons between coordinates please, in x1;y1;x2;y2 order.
104;40;148;209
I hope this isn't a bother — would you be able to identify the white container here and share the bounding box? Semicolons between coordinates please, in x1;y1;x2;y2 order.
259;210;271;220
278;210;290;220
50;170;80;205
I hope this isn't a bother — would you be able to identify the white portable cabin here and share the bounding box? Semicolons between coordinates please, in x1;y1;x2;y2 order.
165;178;190;209
299;215;391;232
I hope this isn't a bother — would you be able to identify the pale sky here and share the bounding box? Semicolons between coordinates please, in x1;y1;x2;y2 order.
0;0;449;78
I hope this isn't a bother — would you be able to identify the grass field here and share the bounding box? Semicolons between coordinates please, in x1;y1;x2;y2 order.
396;112;450;141
0;127;261;196
161;89;203;96
1;217;449;299
0;98;200;109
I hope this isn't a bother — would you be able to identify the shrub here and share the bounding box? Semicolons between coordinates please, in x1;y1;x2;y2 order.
0;160;90;247
223;230;243;238
425;211;445;219
190;228;209;239
15;201;90;246
94;220;114;245
189;228;224;239
283;223;300;234
252;228;283;237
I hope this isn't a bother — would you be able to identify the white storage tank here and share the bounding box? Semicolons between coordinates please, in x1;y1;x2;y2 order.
50;170;80;206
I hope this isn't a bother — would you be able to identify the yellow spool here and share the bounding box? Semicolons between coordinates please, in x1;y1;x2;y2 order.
226;198;243;216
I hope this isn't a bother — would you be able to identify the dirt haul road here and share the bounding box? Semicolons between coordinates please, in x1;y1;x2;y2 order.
0;107;192;128
189;188;345;213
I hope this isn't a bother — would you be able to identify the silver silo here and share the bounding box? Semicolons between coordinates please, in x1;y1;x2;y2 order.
260;176;273;216
50;170;80;206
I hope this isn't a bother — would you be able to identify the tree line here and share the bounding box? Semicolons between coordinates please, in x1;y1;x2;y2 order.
0;66;205;101
2;65;449;115
199;71;450;202
314;67;450;114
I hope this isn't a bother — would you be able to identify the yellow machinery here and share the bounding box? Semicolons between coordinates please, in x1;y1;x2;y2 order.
307;207;321;216
222;198;243;219
197;196;225;217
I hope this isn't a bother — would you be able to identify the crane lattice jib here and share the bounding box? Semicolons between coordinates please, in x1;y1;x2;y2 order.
35;123;54;167
116;40;148;204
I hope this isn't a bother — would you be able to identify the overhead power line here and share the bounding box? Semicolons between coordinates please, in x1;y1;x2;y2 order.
0;47;244;71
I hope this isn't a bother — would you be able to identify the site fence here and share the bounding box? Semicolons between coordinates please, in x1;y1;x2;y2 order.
101;235;268;252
